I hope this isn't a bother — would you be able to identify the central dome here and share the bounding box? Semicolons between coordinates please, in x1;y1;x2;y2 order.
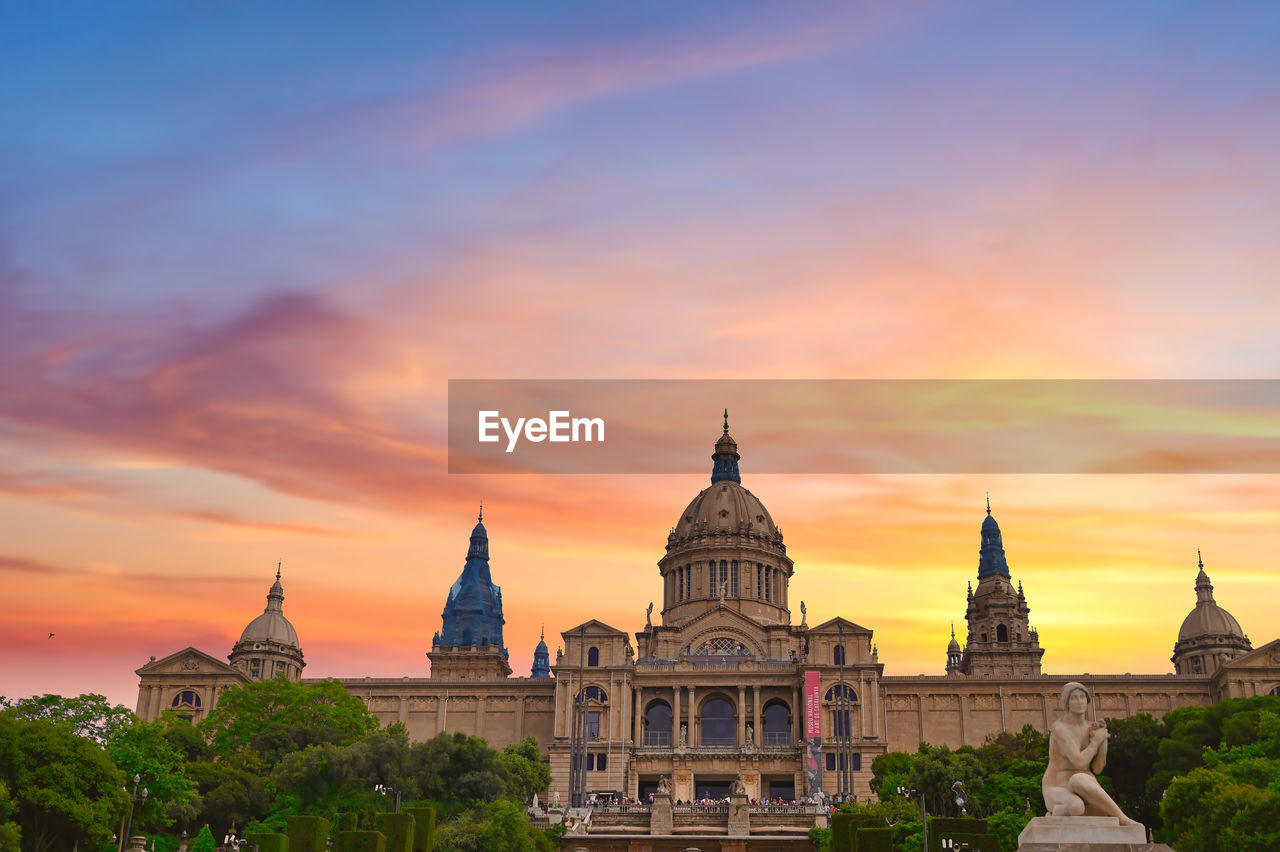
674;481;778;540
1177;563;1246;642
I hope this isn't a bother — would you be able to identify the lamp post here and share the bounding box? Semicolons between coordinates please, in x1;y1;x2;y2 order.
119;774;148;852
375;783;402;813
897;785;927;852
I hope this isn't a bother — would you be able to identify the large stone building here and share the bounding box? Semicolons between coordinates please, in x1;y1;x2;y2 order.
136;419;1280;803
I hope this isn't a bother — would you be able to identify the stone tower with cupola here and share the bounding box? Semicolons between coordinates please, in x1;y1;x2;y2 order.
959;500;1044;677
428;509;513;679
228;564;306;681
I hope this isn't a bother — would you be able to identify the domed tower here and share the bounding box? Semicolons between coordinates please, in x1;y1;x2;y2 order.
945;624;963;675
531;626;551;678
1172;552;1252;676
428;508;512;679
229;564;305;681
959;499;1043;677
659;412;794;626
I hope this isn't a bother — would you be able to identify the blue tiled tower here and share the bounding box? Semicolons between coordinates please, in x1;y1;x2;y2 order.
428;508;512;678
531;626;551;678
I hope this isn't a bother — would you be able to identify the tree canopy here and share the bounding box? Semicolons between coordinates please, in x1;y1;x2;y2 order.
198;677;379;772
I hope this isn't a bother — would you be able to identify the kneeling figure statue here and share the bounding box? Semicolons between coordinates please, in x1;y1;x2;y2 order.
1042;682;1133;824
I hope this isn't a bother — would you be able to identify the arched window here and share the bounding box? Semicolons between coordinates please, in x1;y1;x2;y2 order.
171;690;202;709
587;646;599;667
1269;685;1280;697
584;685;608;703
644;700;672;746
833;645;846;666
701;697;735;746
997;624;1009;643
825;684;857;702
762;699;791;746
170;690;201;722
461;627;474;646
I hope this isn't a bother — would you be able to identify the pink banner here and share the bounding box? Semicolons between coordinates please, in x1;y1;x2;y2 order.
805;671;821;737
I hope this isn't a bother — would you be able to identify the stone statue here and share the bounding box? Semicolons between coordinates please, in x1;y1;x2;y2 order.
679;722;688;747
800;600;807;628
553;789;560;808
658;774;672;795
730;772;747;797
718;580;727;605
1042;682;1135;825
645;601;653;631
744;722;754;746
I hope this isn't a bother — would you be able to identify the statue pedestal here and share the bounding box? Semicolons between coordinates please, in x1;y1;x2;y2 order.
650;791;673;835
728;793;750;836
1018;816;1160;850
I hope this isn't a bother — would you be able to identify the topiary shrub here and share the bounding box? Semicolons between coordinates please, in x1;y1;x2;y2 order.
928;817;990;852
285;816;331;852
373;814;413;852
244;832;288;852
332;831;385;852
404;806;436;852
853;826;894;852
832;814;882;852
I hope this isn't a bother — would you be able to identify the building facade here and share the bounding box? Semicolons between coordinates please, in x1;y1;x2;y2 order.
136;420;1280;803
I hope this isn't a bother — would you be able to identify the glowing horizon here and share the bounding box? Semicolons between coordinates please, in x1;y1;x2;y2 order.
2;3;1279;710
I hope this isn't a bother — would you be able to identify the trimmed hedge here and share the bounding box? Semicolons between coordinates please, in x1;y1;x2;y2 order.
403;807;436;852
928;817;990;852
336;813;357;831
853;827;894;852
332;831;385;852
285;816;331;852
832;814;883;852
940;833;999;852
244;832;288;852
373;814;413;852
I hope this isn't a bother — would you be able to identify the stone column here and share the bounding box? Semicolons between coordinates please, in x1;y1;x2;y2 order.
150;686;162;720
688;685;697;747
516;693;526;738
737;685;746;745
752;685;761;742
399;694;408;725
476;696;485;739
634;683;643;743
672;685;682;747
438;691;448;734
791;683;800;743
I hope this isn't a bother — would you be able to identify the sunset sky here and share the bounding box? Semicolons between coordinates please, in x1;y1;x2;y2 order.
3;3;1279;710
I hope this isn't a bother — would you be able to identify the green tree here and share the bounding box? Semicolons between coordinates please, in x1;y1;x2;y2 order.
107;718;199;832
189;825;216;852
407;732;507;805
199;678;378;772
0;694;135;746
498;737;550;805
184;761;268;836
0;782;21;852
0;715;126;852
271;727;412;818
1160;710;1280;851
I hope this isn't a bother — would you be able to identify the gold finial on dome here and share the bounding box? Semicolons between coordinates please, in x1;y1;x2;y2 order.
723;408;729;433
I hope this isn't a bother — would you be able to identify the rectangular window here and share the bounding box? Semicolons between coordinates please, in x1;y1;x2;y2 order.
677;566;683;601
587;711;601;740
597;753;607;771
765;568;771;602
826;753;835;771
730;560;738;596
826;753;859;771
757;563;763;599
